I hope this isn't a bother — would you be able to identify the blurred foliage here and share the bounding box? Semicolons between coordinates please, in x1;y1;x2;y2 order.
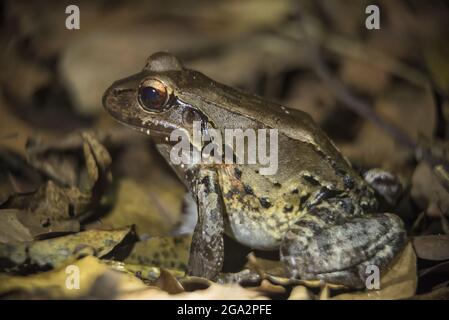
0;0;448;299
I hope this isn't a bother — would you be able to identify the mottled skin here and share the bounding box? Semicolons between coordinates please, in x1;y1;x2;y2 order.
103;52;407;288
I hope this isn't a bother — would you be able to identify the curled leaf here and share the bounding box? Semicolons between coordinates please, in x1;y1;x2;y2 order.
0;227;134;271
412;235;449;261
154;268;185;294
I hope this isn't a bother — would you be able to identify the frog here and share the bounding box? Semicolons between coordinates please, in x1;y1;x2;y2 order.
102;52;407;288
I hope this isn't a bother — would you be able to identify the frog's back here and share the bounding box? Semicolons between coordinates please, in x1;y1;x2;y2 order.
176;69;355;172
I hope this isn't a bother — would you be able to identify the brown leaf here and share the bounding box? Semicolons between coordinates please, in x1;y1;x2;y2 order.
319;284;331;300
0;256;146;299
8;180;88;231
288;285;314;300
0;209;33;243
3;132;113;238
104;259;185;282
0;208;80;243
0;149;43;201
0;227;134;271
153;268;185;294
247;279;286;297
100;179;184;237
26;131;111;189
411;161;449;219
119;283;269;300
245;252;287;278
413;235;449;261
124;235;191;271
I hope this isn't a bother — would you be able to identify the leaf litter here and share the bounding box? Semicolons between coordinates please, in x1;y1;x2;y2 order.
0;0;448;300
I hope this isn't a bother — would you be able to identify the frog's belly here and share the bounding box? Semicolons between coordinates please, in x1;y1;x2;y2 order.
225;213;288;251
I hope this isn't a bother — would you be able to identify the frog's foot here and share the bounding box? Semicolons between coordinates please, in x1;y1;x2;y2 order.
280;207;407;288
363;168;403;206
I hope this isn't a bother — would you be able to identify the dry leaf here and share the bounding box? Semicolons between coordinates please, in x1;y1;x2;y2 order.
0;227;133;271
319;284;330;300
0;208;78;245
247;279;286;297
412;235;449;261
154;268;185;294
0;209;33;243
124;235;191;271
411;161;449;219
245;252;287;278
0;256;146;299
101;179;184;238
288;285;314;300
3;132;113;239
105;259;185;282
120;283;269;300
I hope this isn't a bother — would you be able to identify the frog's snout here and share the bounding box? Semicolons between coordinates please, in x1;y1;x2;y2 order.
102;84;113;110
102;83;122;113
102;81;135;119
102;73;142;111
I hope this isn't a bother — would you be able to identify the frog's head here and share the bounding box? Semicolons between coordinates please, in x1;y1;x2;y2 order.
103;51;236;144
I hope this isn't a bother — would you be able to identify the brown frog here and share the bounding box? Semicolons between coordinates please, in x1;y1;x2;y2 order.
103;52;406;288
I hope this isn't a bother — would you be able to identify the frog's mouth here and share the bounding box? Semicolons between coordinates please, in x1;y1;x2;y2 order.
103;86;176;144
106;110;177;144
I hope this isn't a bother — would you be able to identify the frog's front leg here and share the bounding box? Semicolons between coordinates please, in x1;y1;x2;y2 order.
187;169;225;280
280;201;407;288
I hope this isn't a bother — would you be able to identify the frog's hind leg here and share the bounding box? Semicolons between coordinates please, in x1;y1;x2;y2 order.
280;203;407;288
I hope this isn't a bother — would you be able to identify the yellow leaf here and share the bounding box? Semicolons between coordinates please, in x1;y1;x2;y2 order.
0;256;145;299
0;227;132;269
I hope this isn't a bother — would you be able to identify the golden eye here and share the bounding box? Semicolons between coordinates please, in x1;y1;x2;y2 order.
138;79;169;111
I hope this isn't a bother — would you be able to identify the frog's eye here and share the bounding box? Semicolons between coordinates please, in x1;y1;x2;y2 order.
138;79;169;112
